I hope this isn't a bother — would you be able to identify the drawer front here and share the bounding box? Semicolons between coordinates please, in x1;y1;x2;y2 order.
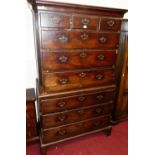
43;69;115;93
40;13;70;28
73;15;98;30
100;18;122;31
26;102;35;111
26;111;36;120
41;30;119;49
41;115;111;144
41;103;112;129
41;50;116;71
40;91;114;114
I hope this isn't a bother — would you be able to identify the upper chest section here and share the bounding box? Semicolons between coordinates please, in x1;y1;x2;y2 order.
38;11;122;32
34;2;126;31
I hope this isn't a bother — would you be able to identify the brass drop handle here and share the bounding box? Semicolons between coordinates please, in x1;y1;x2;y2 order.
58;35;68;43
81;33;89;40
96;74;104;80
97;54;105;61
51;16;61;24
99;37;107;43
95;107;103;114
77;96;86;102
57;102;66;108
58;129;67;136
81;18;90;25
81;18;90;29
58;115;66;122
107;20;115;27
80;52;87;58
58;55;68;63
79;72;86;78
59;78;69;84
96;95;104;101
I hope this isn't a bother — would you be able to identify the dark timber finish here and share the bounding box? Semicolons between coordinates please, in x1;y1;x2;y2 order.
113;19;128;123
27;1;127;154
26;88;39;145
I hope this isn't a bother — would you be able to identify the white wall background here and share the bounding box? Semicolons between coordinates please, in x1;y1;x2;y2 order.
26;0;128;88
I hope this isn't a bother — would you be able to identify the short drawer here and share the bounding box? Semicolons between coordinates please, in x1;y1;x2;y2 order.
41;50;116;71
40;91;114;114
41;115;111;144
40;12;70;28
41;30;119;49
100;18;122;32
43;68;115;93
41;102;112;129
72;15;98;30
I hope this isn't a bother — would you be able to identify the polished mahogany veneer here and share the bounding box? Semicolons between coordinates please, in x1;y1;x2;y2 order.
113;20;128;123
40;90;114;114
41;102;113;129
41;49;116;71
41;30;120;49
27;0;127;154
100;18;122;31
41;115;111;144
43;68;115;93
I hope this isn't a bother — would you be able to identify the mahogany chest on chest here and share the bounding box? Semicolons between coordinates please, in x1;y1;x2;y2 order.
27;0;127;154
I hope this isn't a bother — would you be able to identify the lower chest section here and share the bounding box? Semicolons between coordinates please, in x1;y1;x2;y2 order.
39;88;115;145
